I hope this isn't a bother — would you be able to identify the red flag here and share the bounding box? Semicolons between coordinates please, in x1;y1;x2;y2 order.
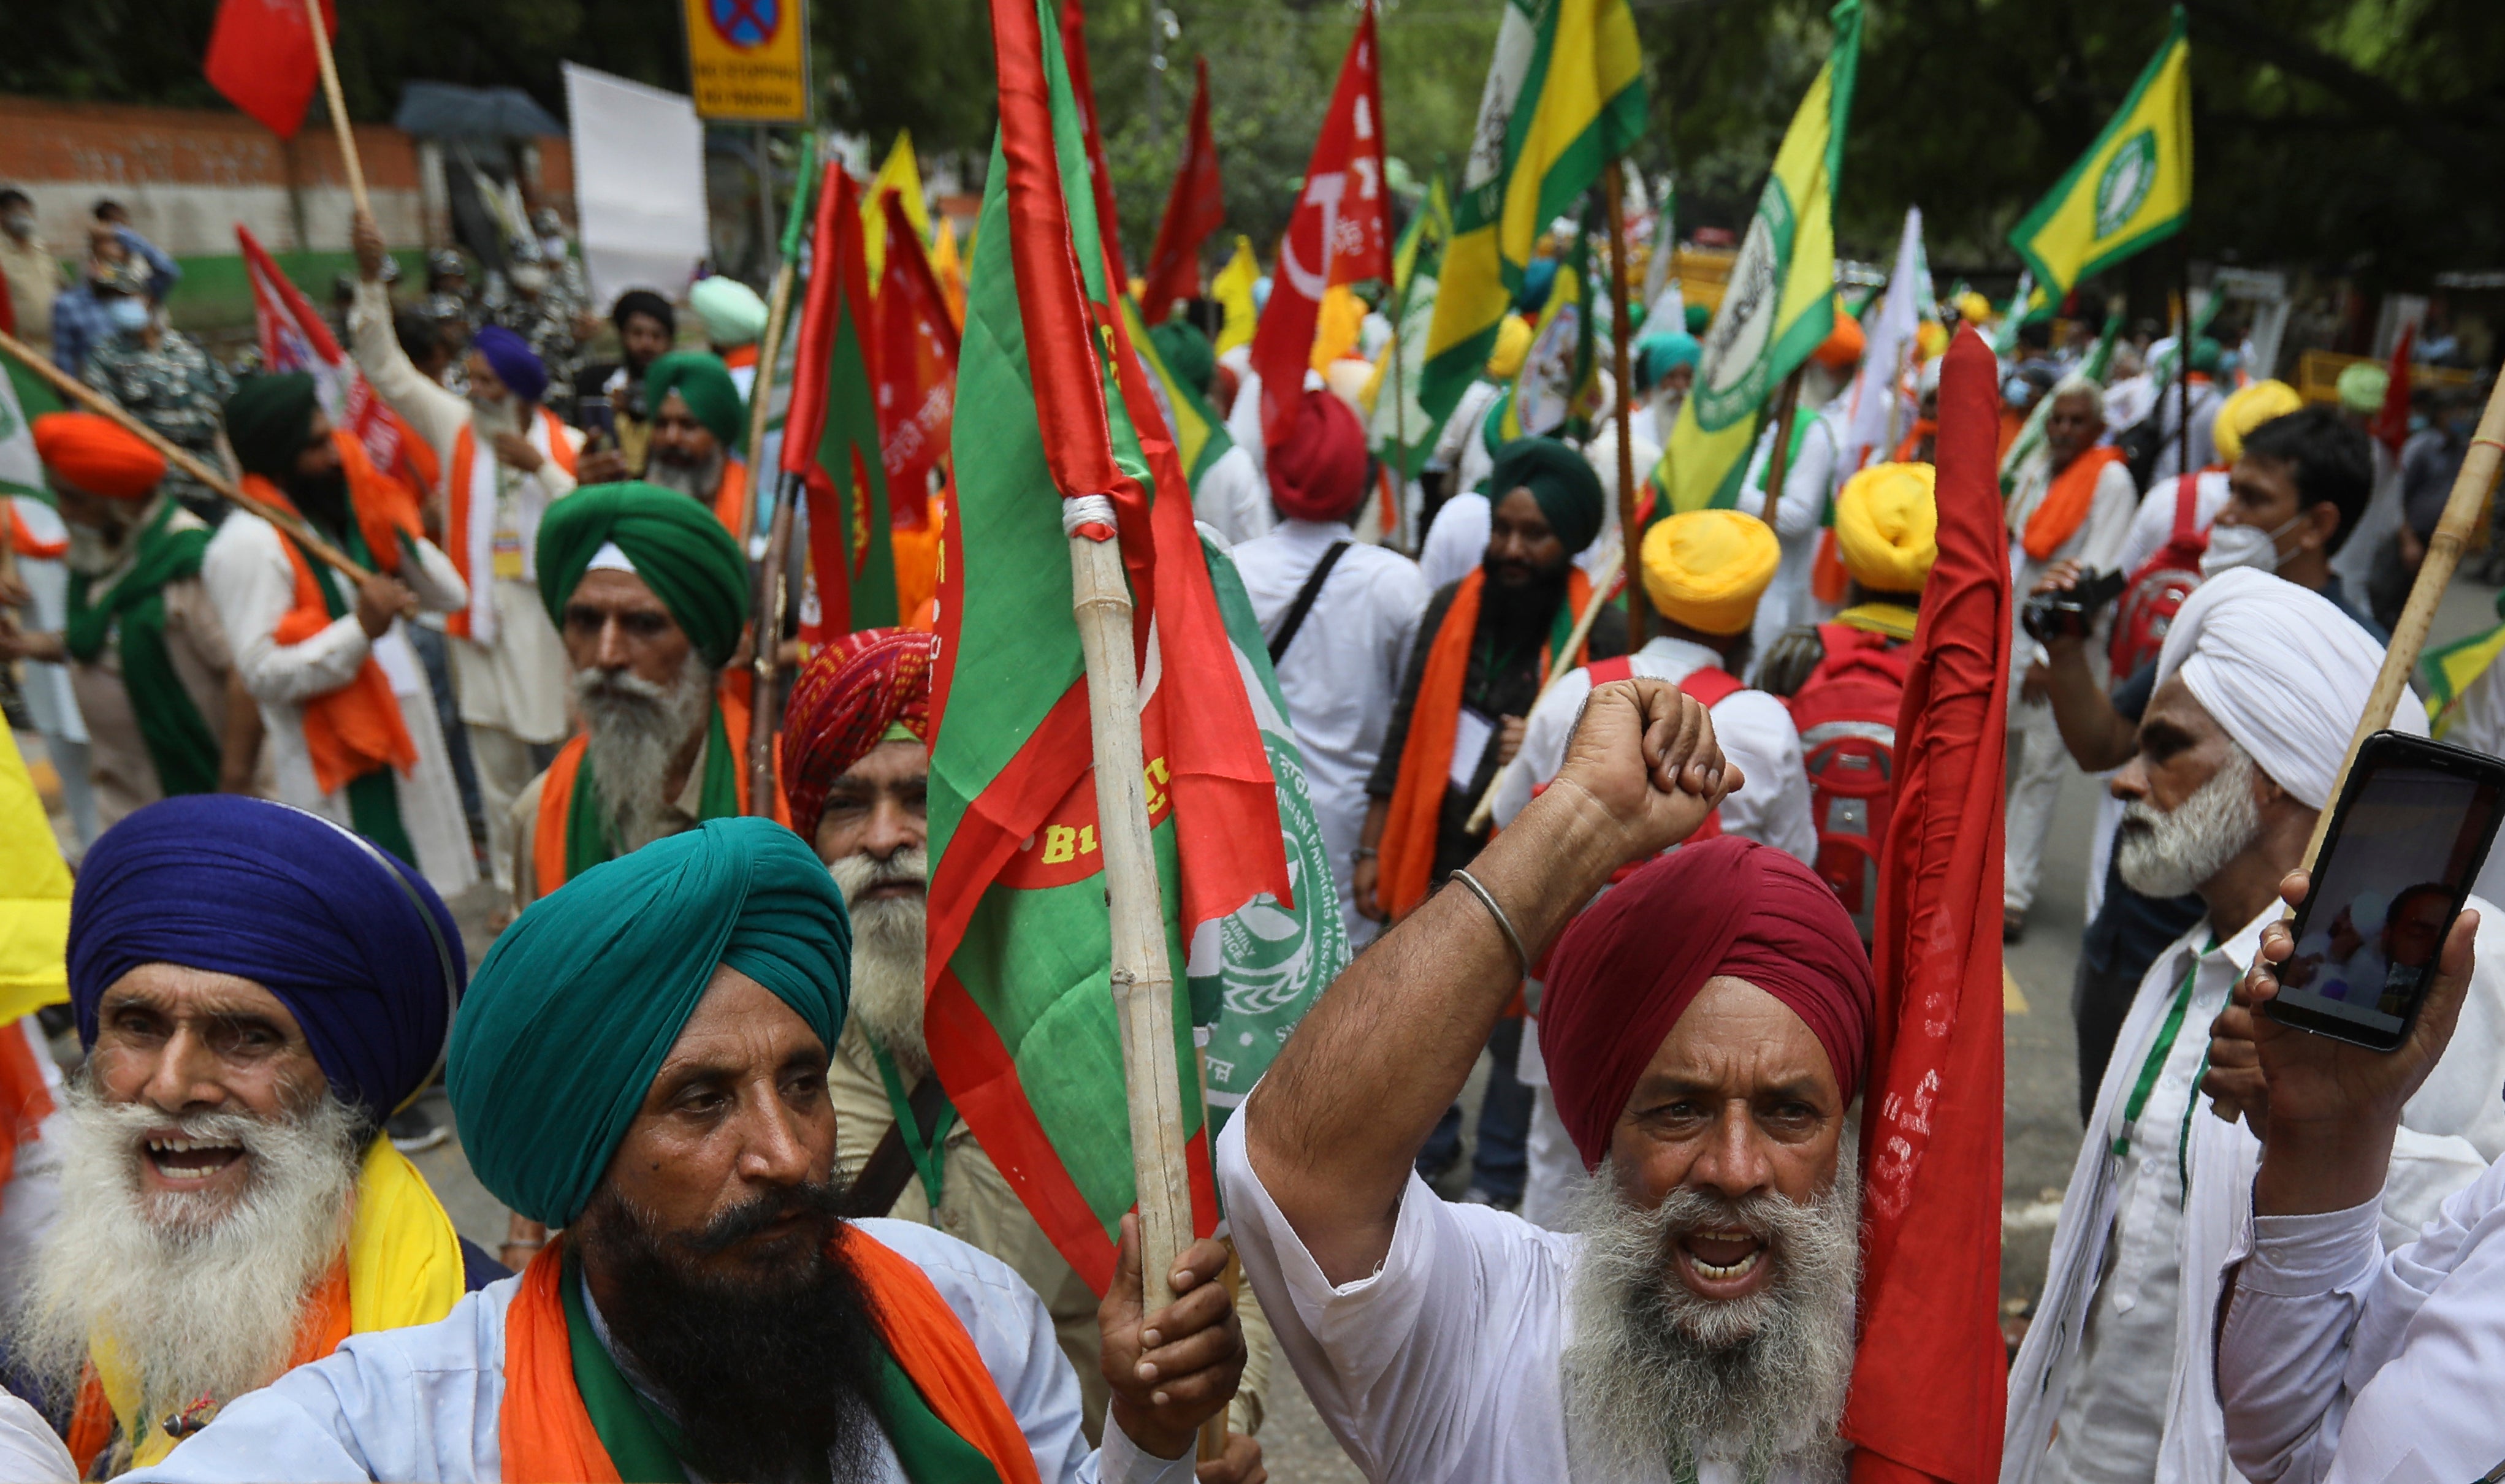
1058;0;1129;277
2372;322;2415;455
1844;325;2010;1484
782;166;898;639
1140;57;1224;321
1246;1;1389;454
874;190;961;532
205;0;338;139
237;224;411;486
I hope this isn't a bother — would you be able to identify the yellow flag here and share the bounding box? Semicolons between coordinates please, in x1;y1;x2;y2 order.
863;130;932;283
0;728;71;1023
1660;0;1861;514
1420;0;1645;425
1211;235;1260;356
929;218;967;327
1311;284;1367;374
2007;9;2190;297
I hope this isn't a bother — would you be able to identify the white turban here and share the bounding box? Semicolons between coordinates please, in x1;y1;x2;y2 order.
2153;567;2427;810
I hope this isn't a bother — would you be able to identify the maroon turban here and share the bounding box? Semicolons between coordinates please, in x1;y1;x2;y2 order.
1540;836;1875;1171
780;628;937;842
1265;390;1370;524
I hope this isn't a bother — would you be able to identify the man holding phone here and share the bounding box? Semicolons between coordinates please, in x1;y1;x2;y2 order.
2004;569;2505;1484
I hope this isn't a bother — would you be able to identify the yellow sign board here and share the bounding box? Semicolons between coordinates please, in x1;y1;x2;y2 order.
681;0;809;123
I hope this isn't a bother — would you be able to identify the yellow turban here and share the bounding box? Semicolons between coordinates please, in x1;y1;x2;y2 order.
1640;509;1780;636
2213;378;2303;464
1954;291;1994;326
1834;462;1939;595
1485;314;1534;381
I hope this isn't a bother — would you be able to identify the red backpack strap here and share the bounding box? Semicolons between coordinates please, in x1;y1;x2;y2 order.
1677;665;1744;709
2172;472;2202;538
1585;655;1635;687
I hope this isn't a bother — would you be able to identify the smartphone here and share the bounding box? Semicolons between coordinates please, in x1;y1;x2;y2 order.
576;397;616;441
2266;731;2505;1050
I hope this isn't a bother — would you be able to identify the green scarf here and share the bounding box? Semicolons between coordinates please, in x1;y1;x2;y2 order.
560;699;739;881
281;514;416;866
63;500;219;796
559;1246;1004;1483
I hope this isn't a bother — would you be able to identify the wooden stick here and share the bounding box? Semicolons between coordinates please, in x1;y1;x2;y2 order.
302;0;371;220
1604;163;1643;648
1463;532;1626;834
0;328;371;582
1759;363;1807;530
744;137;817;816
1069;512;1197;1315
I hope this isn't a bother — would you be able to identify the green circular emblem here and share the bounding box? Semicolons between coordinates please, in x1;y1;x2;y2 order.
2094;130;2159;240
1692;183;1796;431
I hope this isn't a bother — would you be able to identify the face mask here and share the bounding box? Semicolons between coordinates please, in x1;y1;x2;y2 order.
105;297;151;334
2199;514;2302;579
509;264;549;294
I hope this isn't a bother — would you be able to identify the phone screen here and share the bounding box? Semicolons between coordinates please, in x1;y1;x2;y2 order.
2278;759;2505;1039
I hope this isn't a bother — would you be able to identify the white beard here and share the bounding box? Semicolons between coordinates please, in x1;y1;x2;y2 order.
10;1082;364;1431
468;395;521;442
62;497;164;578
2116;744;2262;899
830;848;930;1076
572;650;717;854
1560;1143;1862;1481
646;445;725;504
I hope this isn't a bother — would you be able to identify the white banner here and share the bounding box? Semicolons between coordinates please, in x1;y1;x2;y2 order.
563;63;711;313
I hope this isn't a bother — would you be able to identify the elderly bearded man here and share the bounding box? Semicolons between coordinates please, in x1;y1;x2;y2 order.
9;796;498;1476
121;818;1252;1483
2004;568;2505;1484
205;375;476;894
779;631;1273;1478
348;208;582;900
1222;681;1878;1480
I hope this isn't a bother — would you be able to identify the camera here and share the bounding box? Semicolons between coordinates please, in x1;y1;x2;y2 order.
2019;567;2127;645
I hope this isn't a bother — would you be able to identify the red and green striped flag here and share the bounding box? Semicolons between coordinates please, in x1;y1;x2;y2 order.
782;163;898;641
926;0;1293;1291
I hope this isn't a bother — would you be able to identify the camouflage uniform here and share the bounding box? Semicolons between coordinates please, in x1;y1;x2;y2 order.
487;284;584;419
83;329;236;520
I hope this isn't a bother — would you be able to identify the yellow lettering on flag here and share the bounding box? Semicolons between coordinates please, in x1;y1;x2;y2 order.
1660;0;1862;514
2007;8;2190;299
680;0;809;123
863;131;932;283
1211;235;1260;356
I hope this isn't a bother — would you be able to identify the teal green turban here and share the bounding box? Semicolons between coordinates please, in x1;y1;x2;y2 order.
1148;320;1216;397
2189;337;2224;374
1489;437;1606;555
536;481;750;669
447;818;852;1227
644;351;747;452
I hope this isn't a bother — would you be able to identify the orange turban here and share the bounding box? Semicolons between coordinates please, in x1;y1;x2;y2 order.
1812;314;1866;370
33;413;165;500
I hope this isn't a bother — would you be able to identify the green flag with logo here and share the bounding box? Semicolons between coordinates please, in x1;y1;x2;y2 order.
2007;7;2190;299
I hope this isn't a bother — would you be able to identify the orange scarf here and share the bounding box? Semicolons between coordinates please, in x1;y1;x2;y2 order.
1378;565;1592;921
1889;419;1936;465
496;1231;1042;1484
243;433;421;796
2019;444;2126;561
444;406;578;638
711;457;750;542
530;675;781;899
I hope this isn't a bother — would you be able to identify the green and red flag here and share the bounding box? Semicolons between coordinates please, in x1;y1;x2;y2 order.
782;164;898;640
873;189;959;532
928;0;1292;1291
1140;55;1225;321
1058;0;1127;275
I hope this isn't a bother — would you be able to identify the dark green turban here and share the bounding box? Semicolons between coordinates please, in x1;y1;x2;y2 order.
446;817;852;1227
1148;320;1216;398
223;373;321;480
1489;437;1607;555
536;481;750;668
644;351;748;452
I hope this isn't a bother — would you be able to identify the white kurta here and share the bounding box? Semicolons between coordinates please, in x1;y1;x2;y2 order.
1214;1117;1839;1483
2215;1154;2505;1484
1489;635;1817;863
201;512;478;895
2328;441;2403;600
1191;441;1276;550
348;280;578;744
126;1220;1191;1484
1232;519;1430;945
0;1390;71;1484
1732;398;1848;661
2004;901;2505;1484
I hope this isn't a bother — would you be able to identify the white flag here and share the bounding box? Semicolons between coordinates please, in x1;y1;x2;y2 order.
0;364;42;498
1842;206;1927;476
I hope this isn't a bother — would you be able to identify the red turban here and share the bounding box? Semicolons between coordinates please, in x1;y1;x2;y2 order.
1540;836;1875;1171
33;412;166;500
1265;390;1370;524
779;628;937;842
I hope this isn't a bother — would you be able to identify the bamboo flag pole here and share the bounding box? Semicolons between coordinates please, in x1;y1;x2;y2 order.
745;141;822;815
1603;163;1643;648
301;0;371;221
1066;503;1199;1315
1759;363;1808;530
0;329;372;582
1463;531;1626;835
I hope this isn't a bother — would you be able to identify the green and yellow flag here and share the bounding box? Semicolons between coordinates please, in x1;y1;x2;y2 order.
2421;593;2505;739
1418;0;1645;426
2007;7;2190;299
1658;0;1861;514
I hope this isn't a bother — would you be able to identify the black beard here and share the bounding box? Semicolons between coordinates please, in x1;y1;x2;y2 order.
1482;551;1570;626
573;1180;892;1484
286;466;352;537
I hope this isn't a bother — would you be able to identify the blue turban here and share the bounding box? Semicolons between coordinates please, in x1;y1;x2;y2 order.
1636;332;1701;393
67;796;465;1123
471;324;549;405
447;817;852;1227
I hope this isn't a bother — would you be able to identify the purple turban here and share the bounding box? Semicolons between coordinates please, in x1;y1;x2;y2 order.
67;796;467;1123
470;324;549;405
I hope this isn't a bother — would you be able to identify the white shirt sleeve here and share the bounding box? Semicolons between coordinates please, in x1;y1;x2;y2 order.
398;535;469;618
1194;444;1275;549
1492;669;1595;828
2076;462;2142;573
204;517;375;706
1710;691;1818;864
1419;493;1490;595
346;280;465;462
0;1393;72;1484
